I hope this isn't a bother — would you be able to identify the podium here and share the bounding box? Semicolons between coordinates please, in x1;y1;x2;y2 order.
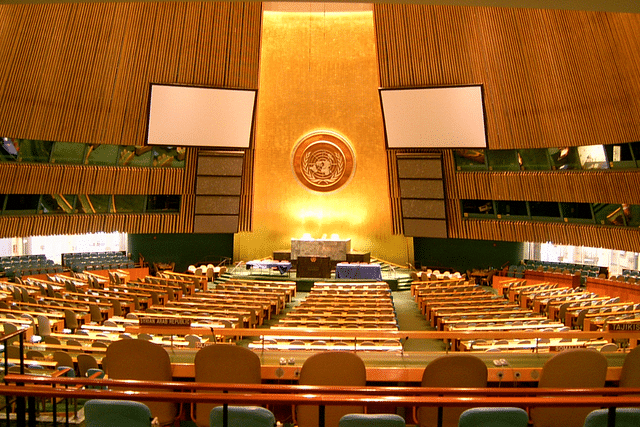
297;256;331;279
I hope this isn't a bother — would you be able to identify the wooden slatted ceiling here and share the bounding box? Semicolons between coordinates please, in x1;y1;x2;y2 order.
0;2;262;145
374;5;640;149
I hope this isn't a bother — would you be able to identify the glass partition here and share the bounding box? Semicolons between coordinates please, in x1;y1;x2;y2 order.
517;149;551;171
51;141;86;164
0;137;186;168
0;194;180;216
455;142;640;172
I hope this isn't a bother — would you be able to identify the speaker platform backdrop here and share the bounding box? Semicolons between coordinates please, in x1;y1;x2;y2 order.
229;259;403;292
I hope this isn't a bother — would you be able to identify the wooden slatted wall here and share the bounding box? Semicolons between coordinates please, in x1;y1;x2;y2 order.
0;2;262;144
375;5;640;150
375;5;640;251
0;2;262;237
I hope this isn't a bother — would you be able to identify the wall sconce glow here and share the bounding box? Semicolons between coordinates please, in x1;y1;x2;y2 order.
296;207;366;226
331;234;340;240
302;233;313;240
299;210;325;221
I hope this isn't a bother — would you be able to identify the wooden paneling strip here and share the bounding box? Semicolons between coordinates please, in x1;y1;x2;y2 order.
449;218;640;254
0;164;184;195
453;170;640;204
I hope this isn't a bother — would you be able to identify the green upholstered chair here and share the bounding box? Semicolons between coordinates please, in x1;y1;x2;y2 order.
583;408;640;427
84;399;154;427
209;406;276;427
339;414;406;427
458;407;529;427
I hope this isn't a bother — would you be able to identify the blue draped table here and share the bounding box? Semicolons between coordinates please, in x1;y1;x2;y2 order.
335;263;383;280
246;260;292;275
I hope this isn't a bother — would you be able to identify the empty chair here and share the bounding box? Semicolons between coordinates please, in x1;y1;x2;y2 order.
89;304;103;324
209;406;276;427
582;408;640;427
84;399;154;427
193;344;262;427
111;299;123;317
52;351;75;376
296;351;366;427
36;315;52;337
417;355;487;427
3;323;19;344
106;339;178;426
185;334;202;348
44;336;61;345
599;343;619;352
77;353;99;377
64;309;79;333
339;414;405;427
26;349;45;360
458;407;529;427
530;349;608;427
6;345;22;359
619;346;640;387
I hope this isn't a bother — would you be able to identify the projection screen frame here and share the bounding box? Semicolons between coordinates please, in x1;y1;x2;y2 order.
145;83;257;150
379;84;489;150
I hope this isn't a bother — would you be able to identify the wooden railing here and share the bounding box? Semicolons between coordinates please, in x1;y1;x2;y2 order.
204;327;640;347
2;375;640;427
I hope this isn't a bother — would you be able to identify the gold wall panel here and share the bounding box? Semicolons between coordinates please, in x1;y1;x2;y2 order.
235;6;409;265
374;5;640;150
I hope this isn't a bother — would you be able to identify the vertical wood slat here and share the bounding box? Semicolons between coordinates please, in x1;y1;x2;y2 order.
386;150;403;235
447;218;640;254
453;170;640;204
0;163;184;195
374;5;640;149
238;148;253;232
0;2;262;145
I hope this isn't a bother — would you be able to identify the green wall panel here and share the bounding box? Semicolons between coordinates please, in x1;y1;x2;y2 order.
414;237;524;273
128;233;233;274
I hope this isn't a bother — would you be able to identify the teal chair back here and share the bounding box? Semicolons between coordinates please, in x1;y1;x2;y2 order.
583;408;640;427
84;399;153;427
209;406;276;427
339;414;406;427
458;407;529;427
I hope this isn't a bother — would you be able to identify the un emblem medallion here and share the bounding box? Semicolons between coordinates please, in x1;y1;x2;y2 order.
291;131;355;192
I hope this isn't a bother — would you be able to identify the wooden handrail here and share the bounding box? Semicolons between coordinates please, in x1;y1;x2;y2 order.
0;327;30;343
5;374;640;397
1;382;640;408
4;376;639;427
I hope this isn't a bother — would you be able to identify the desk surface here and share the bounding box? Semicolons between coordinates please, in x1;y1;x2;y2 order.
164;349;628;384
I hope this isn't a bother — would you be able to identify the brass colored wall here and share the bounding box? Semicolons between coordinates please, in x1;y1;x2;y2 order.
235;6;409;265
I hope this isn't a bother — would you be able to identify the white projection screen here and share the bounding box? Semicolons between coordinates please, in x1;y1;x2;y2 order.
146;84;257;148
380;85;488;149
